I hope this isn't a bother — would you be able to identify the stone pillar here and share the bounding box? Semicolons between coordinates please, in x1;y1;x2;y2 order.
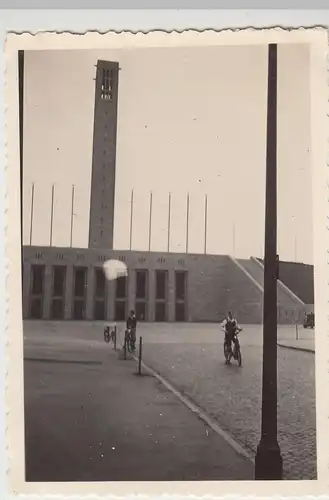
86;266;95;320
22;261;31;319
168;270;175;322
148;270;155;322
64;265;74;320
42;264;52;320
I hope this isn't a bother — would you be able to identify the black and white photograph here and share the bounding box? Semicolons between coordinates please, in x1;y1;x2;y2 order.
4;29;328;494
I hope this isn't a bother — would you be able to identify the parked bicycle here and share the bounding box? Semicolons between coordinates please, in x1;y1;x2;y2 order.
104;325;110;343
104;324;116;345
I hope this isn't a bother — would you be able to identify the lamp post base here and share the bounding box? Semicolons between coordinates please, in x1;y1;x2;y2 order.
255;439;283;480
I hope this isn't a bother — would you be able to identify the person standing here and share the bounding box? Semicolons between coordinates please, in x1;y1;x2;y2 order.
126;310;137;350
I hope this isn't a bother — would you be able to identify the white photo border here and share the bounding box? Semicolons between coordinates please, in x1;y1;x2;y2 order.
4;27;329;497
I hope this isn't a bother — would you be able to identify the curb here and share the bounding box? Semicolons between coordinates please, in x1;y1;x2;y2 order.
277;342;315;354
120;343;254;466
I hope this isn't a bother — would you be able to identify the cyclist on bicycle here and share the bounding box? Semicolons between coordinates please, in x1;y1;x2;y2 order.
126;310;137;350
221;311;241;354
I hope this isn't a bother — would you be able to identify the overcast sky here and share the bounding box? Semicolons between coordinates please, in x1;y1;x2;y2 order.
23;44;313;264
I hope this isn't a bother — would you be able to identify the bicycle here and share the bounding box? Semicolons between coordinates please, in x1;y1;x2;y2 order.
104;325;111;344
104;324;116;345
124;328;136;352
223;327;243;367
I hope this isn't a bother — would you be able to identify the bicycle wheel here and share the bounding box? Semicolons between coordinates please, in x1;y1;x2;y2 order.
236;348;242;367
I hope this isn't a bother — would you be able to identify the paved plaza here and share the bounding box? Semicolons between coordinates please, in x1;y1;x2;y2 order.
24;321;316;481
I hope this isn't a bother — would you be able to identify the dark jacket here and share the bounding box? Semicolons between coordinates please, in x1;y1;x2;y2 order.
222;318;238;336
126;316;137;330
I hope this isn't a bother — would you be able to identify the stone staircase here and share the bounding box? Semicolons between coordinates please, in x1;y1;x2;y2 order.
232;256;306;324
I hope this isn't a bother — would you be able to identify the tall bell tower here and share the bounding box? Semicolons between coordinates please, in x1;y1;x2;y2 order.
88;60;119;249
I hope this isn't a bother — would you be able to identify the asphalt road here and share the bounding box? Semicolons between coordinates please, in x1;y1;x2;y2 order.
23;321;316;481
24;321;254;482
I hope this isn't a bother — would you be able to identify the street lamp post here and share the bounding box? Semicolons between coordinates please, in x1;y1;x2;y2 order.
255;44;283;480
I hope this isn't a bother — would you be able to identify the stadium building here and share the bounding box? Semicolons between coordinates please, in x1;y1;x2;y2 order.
22;60;314;324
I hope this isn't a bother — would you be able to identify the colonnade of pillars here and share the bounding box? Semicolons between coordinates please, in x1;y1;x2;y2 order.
22;262;188;322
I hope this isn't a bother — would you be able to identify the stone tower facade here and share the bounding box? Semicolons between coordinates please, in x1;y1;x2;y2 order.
88;60;119;249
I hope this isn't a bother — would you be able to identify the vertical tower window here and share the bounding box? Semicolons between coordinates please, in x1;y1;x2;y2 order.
101;68;113;100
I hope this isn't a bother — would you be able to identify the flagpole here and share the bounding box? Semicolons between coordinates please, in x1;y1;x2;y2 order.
204;194;208;254
29;182;35;246
50;184;55;247
186;192;190;254
70;184;75;248
129;189;134;251
167;192;171;252
148;191;153;252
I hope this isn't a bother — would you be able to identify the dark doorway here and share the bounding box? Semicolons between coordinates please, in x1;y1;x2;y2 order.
175;302;185;322
116;276;127;299
175;271;187;322
73;267;87;320
175;271;186;301
94;300;105;321
136;270;147;299
74;268;87;297
29;265;45;319
135;270;148;320
155;302;166;322
136;301;146;321
94;268;106;320
114;274;127;322
31;265;44;295
51;266;66;320
73;300;85;320
155;270;168;322
53;266;66;297
115;300;126;321
95;268;106;298
30;297;43;319
51;298;64;319
156;270;167;300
